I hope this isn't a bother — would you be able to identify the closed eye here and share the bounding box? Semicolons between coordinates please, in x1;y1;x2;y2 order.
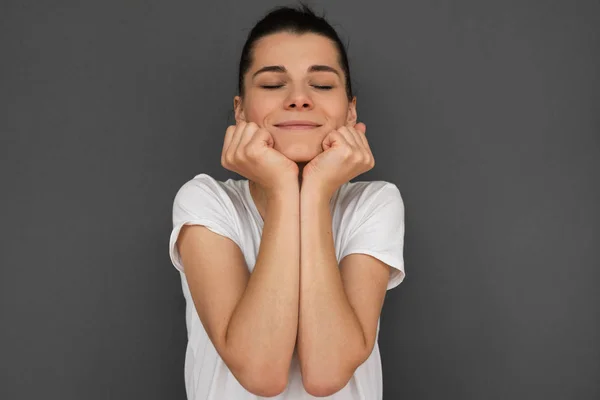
261;85;283;89
260;84;333;90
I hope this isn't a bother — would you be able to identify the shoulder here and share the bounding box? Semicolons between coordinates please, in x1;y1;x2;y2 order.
175;173;225;199
174;173;244;204
336;180;403;219
172;173;246;220
169;174;246;273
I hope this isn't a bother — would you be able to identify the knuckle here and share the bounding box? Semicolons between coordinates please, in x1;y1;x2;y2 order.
221;157;231;169
235;150;246;163
246;145;260;159
367;155;375;168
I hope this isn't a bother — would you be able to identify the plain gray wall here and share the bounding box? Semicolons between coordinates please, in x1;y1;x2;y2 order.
1;0;599;399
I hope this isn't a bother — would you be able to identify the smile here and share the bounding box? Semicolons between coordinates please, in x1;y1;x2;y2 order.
274;120;322;130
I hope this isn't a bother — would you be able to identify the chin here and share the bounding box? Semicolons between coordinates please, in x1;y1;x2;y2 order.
276;144;321;163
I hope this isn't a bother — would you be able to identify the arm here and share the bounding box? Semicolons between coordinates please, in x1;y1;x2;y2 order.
297;188;390;397
296;122;401;396
226;184;301;391
177;183;300;396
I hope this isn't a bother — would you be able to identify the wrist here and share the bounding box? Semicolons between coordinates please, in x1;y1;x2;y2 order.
265;181;300;202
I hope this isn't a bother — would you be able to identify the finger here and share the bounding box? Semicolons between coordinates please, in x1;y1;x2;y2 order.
352;122;369;148
237;122;260;151
247;127;273;152
347;124;374;167
234;122;258;153
228;121;246;155
346;120;365;132
355;122;366;135
337;126;359;148
323;129;351;151
223;125;237;154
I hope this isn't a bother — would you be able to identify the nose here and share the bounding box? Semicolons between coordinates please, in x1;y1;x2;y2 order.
284;86;313;110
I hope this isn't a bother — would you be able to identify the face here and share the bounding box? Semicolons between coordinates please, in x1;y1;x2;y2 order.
234;32;357;163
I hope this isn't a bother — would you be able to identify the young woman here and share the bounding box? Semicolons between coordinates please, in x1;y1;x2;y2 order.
169;5;405;399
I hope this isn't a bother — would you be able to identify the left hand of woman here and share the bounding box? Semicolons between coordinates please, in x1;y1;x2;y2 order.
302;122;375;199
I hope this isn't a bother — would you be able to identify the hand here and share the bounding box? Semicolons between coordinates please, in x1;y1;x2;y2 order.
221;122;299;194
301;122;375;199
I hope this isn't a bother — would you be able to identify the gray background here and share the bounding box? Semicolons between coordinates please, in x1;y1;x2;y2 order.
1;0;598;399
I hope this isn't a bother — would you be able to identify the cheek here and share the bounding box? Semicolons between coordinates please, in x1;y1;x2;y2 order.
324;101;350;127
244;94;280;124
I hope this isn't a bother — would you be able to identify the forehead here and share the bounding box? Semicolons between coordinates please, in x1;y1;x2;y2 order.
250;32;341;72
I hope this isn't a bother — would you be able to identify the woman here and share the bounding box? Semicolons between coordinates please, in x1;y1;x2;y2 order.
169;4;405;399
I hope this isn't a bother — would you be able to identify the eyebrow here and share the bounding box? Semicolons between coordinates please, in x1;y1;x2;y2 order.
252;64;341;79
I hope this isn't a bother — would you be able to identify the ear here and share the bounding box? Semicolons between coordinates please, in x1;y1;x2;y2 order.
233;95;246;124
346;96;357;125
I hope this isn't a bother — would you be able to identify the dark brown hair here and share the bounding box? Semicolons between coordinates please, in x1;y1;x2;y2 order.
237;3;353;100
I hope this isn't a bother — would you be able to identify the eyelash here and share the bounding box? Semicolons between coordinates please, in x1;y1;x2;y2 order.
260;84;333;90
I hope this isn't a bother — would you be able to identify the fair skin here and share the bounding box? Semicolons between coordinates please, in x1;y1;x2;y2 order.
177;31;392;397
235;31;392;395
233;31;362;216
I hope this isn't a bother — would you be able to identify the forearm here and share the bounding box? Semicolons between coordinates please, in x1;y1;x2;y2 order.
297;188;366;386
227;184;300;378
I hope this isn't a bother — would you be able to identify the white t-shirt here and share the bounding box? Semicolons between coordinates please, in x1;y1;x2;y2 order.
169;173;405;400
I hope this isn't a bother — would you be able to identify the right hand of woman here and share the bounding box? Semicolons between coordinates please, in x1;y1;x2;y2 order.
221;122;299;193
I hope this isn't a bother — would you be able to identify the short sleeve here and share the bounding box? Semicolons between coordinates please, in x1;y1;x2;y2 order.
339;183;406;290
169;175;241;273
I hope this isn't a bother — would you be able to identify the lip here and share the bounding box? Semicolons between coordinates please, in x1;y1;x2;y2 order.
274;120;322;129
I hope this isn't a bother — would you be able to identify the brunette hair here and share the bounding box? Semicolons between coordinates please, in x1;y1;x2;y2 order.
237;3;353;100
